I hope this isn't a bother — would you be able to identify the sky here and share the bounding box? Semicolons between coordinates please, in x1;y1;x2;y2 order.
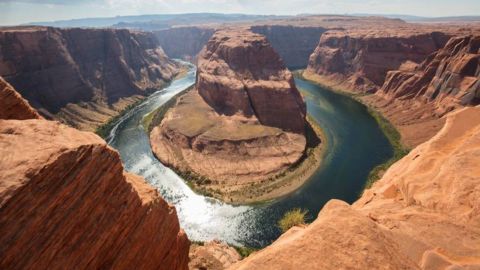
1;0;479;25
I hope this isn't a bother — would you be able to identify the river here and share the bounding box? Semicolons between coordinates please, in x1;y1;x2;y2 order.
107;64;393;248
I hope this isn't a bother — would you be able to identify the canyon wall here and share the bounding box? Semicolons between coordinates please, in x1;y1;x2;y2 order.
250;25;327;69
154;26;216;61
362;34;479;147
230;105;480;269
305;30;451;93
0;26;180;130
0;85;189;269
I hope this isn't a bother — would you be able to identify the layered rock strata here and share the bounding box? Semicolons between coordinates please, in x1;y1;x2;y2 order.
305;30;452;93
150;30;310;202
0;84;189;269
0;76;41;120
364;35;480;147
230;105;480;269
0;26;180;130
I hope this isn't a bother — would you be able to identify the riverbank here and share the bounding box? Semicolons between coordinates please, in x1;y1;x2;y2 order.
95;64;190;138
296;70;409;189
145;88;327;205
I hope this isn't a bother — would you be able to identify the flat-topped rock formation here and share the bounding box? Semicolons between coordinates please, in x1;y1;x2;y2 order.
0;76;41;120
0;26;180;131
363;35;480;147
0;85;189;269
150;29;316;203
230;105;480;269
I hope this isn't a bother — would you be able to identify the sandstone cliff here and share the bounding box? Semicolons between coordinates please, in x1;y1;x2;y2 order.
230;105;480;269
363;35;479;147
0;26;180;130
0;119;189;269
0;76;41;120
305;29;452;93
150;30;312;203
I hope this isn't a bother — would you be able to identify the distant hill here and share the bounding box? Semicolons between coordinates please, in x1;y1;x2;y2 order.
28;13;289;29
351;13;480;22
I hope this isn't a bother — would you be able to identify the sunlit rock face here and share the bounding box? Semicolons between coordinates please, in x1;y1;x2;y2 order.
0;26;180;130
230;105;480;270
0;80;190;270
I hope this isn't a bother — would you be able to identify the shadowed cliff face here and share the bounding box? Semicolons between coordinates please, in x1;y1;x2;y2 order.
0;26;180;130
0;85;189;270
306;30;451;93
250;25;327;69
230;105;480;270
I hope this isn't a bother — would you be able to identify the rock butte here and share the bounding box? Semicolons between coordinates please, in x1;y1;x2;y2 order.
0;26;180;131
0;79;189;269
230;105;480;269
150;29;312;203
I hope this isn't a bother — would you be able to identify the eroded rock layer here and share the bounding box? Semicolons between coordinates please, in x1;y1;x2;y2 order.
150;30;308;202
305;30;452;93
0;26;180;130
0;119;189;270
0;76;41;120
230;106;480;270
363;35;480;147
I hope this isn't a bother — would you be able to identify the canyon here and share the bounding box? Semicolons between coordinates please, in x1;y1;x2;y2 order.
1;12;480;270
0;26;181;131
149;29;320;203
0;78;190;269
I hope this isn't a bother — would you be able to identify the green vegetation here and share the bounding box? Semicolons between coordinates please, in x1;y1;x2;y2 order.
364;108;410;189
95;99;144;139
233;245;258;258
278;208;309;233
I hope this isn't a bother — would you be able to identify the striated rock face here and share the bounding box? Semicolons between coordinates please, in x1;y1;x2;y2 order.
305;30;451;93
250;25;327;68
380;35;480;113
154;26;216;61
0;119;189;269
189;240;241;270
197;29;306;133
0;76;41;120
0;26;180;130
150;30;309;203
230;105;480;269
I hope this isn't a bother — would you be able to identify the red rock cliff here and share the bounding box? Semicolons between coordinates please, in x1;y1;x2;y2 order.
0;76;41;120
0;119;189;270
0;26;180;130
230;105;480;269
380;35;480;114
197;29;306;133
305;30;451;92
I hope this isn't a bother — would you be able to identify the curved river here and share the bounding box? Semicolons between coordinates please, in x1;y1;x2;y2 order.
108;64;393;248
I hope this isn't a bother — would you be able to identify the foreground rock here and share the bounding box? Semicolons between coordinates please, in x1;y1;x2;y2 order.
150;30;317;203
0;26;180;131
364;35;480;147
0;85;189;269
0;76;41;120
189;241;241;270
230;105;480;269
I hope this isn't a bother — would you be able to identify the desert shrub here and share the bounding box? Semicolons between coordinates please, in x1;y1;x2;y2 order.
278;208;308;233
